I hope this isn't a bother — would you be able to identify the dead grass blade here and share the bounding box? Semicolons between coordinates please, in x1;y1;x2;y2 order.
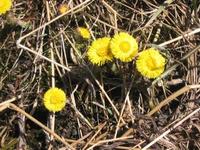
143;107;200;150
8;103;75;150
147;85;200;116
82;122;106;150
152;45;200;86
0;95;21;107
87;135;133;150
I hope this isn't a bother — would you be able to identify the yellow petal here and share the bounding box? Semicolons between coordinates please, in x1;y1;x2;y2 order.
0;0;12;15
77;27;91;39
43;87;67;112
87;37;113;66
58;4;69;14
110;32;138;62
136;48;166;79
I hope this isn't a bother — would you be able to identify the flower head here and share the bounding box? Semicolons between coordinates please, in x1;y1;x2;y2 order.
58;3;69;14
43;87;67;112
136;48;166;79
77;27;91;39
0;0;12;15
110;32;138;62
87;37;113;66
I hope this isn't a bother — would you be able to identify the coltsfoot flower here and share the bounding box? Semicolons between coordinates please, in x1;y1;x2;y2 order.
77;27;91;39
87;37;113;66
136;48;166;79
0;0;12;15
43;87;67;112
58;3;69;14
110;32;138;62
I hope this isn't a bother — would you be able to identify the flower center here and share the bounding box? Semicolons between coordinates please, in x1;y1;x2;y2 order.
119;41;131;52
59;4;68;14
147;57;163;70
97;48;108;57
50;94;62;104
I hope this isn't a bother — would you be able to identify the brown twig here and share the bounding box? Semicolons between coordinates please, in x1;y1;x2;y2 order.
147;85;200;116
143;107;200;149
8;103;75;150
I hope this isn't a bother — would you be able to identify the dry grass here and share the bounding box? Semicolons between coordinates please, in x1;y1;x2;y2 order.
0;0;200;149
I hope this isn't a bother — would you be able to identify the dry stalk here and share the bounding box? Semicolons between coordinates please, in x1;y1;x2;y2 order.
70;85;94;129
101;0;118;30
42;2;56;148
122;84;200;149
0;103;9;112
16;0;93;44
158;27;200;47
142;107;200;150
69;103;93;129
83;13;120;31
114;79;134;138
144;0;174;28
71;131;93;147
152;32;200;86
8;103;75;150
16;0;94;72
0;95;21;107
87;135;133;150
82;122;106;150
93;131;108;142
147;85;200;116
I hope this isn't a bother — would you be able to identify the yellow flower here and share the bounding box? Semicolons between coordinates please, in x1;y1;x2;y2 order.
110;32;138;62
58;3;68;14
0;0;12;15
136;48;166;79
77;27;91;39
87;37;113;66
43;87;67;112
